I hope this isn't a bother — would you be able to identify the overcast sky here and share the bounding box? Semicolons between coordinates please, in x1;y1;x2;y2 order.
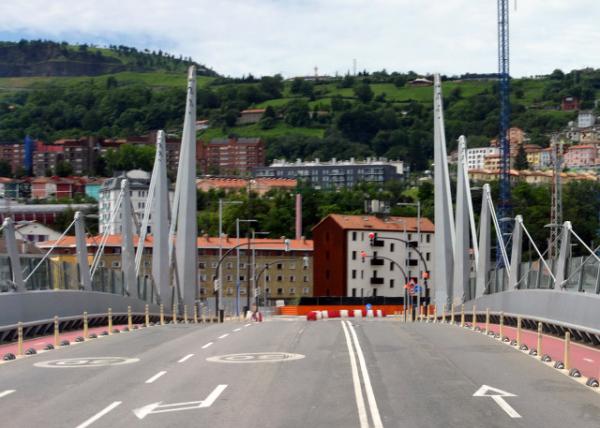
0;0;598;78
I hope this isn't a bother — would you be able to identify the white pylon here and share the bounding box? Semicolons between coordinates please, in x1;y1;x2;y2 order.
508;215;523;290
74;211;92;291
3;218;24;292
452;136;470;304
121;179;136;297
433;73;455;313
475;184;492;298
151;131;170;305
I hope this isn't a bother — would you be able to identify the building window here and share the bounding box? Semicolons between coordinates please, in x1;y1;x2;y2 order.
426;252;431;261
289;263;296;270
352;251;357;260
265;275;270;282
289;276;295;282
226;287;233;295
360;270;364;279
289;287;296;295
426;234;431;243
277;263;283;270
239;275;245;282
226;262;233;269
390;262;394;271
303;276;309;282
111;261;121;268
390;243;395;252
226;275;232;282
373;288;377;297
302;287;310;295
277;288;283;295
352;288;356;297
352;269;357;279
352;231;357;241
265;287;270;294
211;262;218;268
198;262;206;269
390;279;395;288
277;275;283;282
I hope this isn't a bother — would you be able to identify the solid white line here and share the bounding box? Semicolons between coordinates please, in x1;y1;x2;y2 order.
218;333;229;339
346;320;384;428
233;328;242;332
145;371;167;384
178;354;194;363
0;390;15;399
491;396;522;418
202;342;213;349
75;401;122;428
200;384;228;407
341;321;369;428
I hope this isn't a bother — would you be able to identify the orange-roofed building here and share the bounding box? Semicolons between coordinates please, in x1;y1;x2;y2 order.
196;177;297;195
312;214;434;298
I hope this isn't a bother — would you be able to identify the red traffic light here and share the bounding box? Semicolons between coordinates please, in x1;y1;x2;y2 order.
368;232;375;240
422;271;430;279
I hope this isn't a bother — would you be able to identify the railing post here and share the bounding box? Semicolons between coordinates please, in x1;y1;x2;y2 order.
184;305;188;324
564;331;571;370
537;322;543;357
127;306;132;330
172;304;177;324
108;308;113;334
499;311;504;338
83;311;88;339
460;304;465;327
144;304;149;327
472;305;476;330
193;304;198;324
485;308;490;334
54;316;59;348
17;322;23;356
442;304;446;323
450;304;455;324
160;304;165;325
516;316;522;347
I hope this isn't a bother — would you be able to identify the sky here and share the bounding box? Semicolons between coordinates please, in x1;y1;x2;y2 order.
1;0;599;78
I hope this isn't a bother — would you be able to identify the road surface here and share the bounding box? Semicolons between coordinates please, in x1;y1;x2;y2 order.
0;318;598;427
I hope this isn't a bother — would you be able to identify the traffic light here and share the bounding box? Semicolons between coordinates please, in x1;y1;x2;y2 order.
368;232;377;246
360;250;367;263
422;271;430;280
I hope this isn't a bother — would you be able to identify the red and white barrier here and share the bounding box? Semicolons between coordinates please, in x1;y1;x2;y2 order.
306;309;386;321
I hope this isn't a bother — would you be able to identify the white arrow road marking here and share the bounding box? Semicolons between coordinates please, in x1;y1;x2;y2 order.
202;342;213;349
0;390;15;398
75;401;122;428
473;385;522;418
178;354;194;363
145;371;167;384
218;333;229;339
133;384;228;420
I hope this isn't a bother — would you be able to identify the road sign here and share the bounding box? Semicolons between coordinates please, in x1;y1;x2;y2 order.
414;285;422;293
473;385;521;419
134;385;227;419
366;303;372;310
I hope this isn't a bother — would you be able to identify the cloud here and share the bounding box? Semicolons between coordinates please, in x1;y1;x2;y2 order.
0;0;598;77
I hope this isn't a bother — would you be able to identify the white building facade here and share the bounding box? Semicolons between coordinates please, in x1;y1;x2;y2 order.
466;147;499;171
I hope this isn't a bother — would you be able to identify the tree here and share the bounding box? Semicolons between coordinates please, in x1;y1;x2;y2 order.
353;82;374;103
55;160;74;177
514;144;529;170
284;100;310;127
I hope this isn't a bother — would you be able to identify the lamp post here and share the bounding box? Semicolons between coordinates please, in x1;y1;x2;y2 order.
251;230;270;311
236;219;257;316
217;199;242;322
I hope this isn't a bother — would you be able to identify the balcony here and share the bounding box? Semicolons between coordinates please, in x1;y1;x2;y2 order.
370;277;384;285
370;258;384;266
372;239;384;247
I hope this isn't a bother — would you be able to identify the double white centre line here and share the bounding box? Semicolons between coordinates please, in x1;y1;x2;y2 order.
341;320;384;428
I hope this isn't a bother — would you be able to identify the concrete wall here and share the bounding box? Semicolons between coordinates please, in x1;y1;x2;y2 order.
0;290;160;327
465;290;600;332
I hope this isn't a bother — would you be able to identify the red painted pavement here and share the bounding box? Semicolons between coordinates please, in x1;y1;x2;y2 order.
473;321;600;380
0;324;137;358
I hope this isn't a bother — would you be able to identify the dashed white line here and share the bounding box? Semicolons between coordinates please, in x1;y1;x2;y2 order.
233;328;242;332
244;323;251;327
145;371;167;384
584;358;594;363
75;401;122;428
202;342;213;349
218;333;229;339
0;390;15;399
178;354;195;363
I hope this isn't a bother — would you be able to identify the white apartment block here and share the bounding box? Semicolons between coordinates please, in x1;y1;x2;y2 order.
466;147;499;171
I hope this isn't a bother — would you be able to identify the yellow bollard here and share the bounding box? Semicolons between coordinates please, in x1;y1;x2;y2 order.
54;316;59;348
472;305;477;330
442;304;446;324
499;311;504;338
450;304;455;324
160;304;165;325
516;316;522;347
564;331;571;370
127;306;133;330
184;305;188;324
17;322;23;356
485;308;490;334
108;308;113;335
460;304;465;328
193;305;198;324
172;304;177;324
83;311;88;339
537;322;543;357
145;304;149;327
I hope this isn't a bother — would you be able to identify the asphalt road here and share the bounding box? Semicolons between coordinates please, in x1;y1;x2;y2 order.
0;318;598;428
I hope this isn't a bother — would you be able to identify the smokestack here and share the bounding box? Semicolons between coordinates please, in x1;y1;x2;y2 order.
295;193;302;241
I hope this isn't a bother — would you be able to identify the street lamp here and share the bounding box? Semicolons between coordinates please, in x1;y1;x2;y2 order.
217;199;242;321
251;230;269;310
236;219;257;316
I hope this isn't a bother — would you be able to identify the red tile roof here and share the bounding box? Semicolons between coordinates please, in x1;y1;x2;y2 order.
317;214;434;233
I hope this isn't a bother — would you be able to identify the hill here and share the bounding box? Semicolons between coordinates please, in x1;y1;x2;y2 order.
0;40;217;78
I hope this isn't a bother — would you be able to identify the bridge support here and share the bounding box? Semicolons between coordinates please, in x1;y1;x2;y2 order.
475;184;492;298
508;215;523;290
74;211;92;290
555;221;571;289
453;136;469;304
121;179;136;297
3;218;24;292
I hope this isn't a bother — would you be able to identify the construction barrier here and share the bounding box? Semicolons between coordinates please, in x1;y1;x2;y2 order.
306;309;387;321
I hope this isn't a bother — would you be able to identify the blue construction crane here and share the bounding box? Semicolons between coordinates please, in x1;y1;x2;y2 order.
497;0;512;265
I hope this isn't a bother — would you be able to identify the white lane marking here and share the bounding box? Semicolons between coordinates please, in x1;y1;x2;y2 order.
202;342;213;349
75;401;122;428
0;390;16;398
218;333;229;339
583;358;594;363
233;328;242;332
134;385;228;419
341;321;368;428
244;323;251;327
473;385;521;419
178;354;195;363
346;320;384;428
145;371;167;384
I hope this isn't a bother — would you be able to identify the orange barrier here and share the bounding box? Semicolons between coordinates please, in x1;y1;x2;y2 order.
278;305;409;316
